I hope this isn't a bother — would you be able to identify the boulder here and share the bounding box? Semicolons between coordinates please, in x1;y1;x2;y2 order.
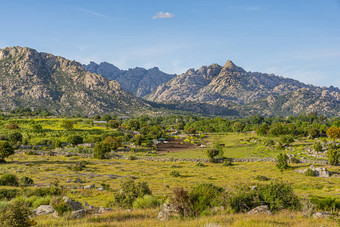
33;205;55;216
98;206;112;214
310;165;330;177
62;196;84;211
157;203;179;221
84;184;95;189
312;212;331;218
247;205;272;215
70;209;86;219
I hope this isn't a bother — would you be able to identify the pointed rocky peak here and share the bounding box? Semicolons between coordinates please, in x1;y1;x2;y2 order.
222;60;245;73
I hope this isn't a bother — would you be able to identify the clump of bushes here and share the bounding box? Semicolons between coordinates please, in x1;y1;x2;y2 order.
327;149;339;166
132;195;159;209
24;187;61;197
0;174;19;186
20;177;34;186
0;201;35;226
0;189;19;200
276;153;289;171
170;170;181;177
206;148;219;163
51;197;71;216
113;179;152;208
222;158;232;166
310;196;340;211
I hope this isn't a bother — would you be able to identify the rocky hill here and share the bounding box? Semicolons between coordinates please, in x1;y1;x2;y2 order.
83;62;175;97
0;47;151;115
147;61;340;117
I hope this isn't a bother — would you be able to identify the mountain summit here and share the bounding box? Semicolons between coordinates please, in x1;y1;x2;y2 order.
0;46;151;115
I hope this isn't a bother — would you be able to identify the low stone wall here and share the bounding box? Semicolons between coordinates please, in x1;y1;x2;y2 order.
15;150;329;165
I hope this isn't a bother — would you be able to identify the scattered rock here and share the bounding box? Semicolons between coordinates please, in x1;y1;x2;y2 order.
157;203;179;221
84;201;95;209
62;196;84;211
312;212;331;218
98;206;112;214
84;184;95;189
97;187;105;191
33;205;55;216
70;209;86;219
247;205;272;215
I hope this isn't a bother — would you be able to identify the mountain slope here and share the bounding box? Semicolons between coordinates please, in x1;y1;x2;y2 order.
147;60;340;117
83;62;176;97
0;46;151;115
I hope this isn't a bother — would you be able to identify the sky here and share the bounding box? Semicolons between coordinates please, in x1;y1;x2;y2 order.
1;0;340;88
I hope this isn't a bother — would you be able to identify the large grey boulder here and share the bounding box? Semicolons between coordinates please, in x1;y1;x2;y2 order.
247;205;272;215
33;205;55;216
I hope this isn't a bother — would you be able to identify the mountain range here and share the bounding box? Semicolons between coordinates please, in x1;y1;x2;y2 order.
0;46;339;117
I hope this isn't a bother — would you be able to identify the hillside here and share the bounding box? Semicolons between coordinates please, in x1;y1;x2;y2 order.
147;61;340;117
83;62;176;97
0;47;151;115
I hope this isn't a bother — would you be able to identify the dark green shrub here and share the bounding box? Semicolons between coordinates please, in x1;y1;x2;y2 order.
276;153;289;171
195;162;206;167
327;149;339;166
280;135;295;145
19;177;34;186
51;197;71;216
24;187;61;197
0;141;14;162
113;179;152;208
304;168;316;177
93;142;111;159
254;175;270;181
189;183;224;216
206;148;219;163
257;182;301;211
310;196;340;211
170;170;180;177
0;189;19;200
67;135;83;146
8;132;22;144
129;155;136;160
54;140;62;148
227;186;258;213
0;201;34;226
0;174;19;186
313;142;322;152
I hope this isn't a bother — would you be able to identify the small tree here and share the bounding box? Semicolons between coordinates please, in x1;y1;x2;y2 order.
326;126;340;141
0;141;14;162
206;148;219;163
276;153;289;171
327;149;339;166
32;124;43;133
8;132;22;144
103;136;121;150
60;119;74;131
0;201;34;227
93;142;111;159
313;142;322;152
187;127;196;135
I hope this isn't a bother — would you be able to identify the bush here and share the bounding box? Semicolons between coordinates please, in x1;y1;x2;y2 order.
19;177;34;186
275;143;283;150
0;174;19;186
0;189;19;200
8;132;22;144
276;153;289;171
67;135;83;146
195;162;206;167
54;140;62;148
170;170;180;177
189;183;224;216
254;175;270;181
206;148;219;163
304;168;316;177
32;196;51;209
310;196;340;211
51;197;71;216
0;201;34;227
24;187;61;197
327;149;339;166
113;179;152;208
93;142;111;159
313;142;323;152
132;195;159;209
0;141;14;162
227;186;258;213
170;187;192;217
280;135;295;145
222;158;232;166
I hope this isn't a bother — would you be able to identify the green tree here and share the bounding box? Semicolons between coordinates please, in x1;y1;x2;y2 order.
256;123;269;136
0;201;34;227
103;136;121;150
206;148;219;163
326;126;340;141
313;142;322;152
60;119;74;131
108;120;120;128
276;153;289;171
186;127;196;134
67;135;83;146
0;141;14;162
93;142;111;159
8;132;22;144
232;122;245;132
327;149;339;166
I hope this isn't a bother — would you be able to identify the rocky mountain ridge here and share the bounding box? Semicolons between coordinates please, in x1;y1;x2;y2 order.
0;46;151;115
83;62;176;97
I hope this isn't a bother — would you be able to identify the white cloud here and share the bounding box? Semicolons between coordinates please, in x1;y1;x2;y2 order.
152;11;175;19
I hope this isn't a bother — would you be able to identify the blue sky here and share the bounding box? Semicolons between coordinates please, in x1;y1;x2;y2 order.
1;0;340;87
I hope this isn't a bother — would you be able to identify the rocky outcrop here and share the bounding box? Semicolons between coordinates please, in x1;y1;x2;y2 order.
0;46;151;115
33;205;55;216
157;203;180;221
295;165;330;177
83;62;176;97
147;60;340;117
247;205;272;215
